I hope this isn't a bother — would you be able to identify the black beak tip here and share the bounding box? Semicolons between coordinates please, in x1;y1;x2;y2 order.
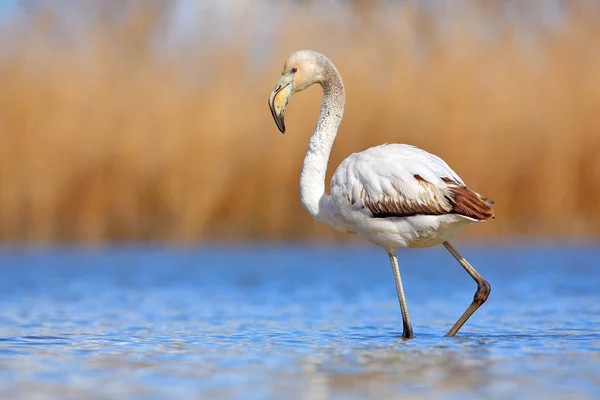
275;116;286;134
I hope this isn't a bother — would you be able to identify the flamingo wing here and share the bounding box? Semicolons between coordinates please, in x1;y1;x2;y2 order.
331;144;494;220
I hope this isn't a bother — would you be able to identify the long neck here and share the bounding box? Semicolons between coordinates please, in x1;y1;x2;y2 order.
299;66;345;220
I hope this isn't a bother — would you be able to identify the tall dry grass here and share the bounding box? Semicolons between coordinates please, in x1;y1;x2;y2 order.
0;1;599;244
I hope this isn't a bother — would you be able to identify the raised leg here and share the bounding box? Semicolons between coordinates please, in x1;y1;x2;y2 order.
443;241;491;337
388;253;414;339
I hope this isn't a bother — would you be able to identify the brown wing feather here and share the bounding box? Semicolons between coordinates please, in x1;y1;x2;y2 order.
442;178;495;220
364;175;495;221
365;174;452;218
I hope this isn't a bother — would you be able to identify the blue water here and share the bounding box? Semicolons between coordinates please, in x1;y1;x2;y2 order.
0;244;599;399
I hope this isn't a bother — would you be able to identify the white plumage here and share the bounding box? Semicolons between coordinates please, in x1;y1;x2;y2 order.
332;145;464;244
268;50;494;339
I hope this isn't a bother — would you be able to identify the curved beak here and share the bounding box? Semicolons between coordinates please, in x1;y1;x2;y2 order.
268;73;294;134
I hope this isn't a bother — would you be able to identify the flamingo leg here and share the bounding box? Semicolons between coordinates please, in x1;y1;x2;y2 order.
388;253;414;339
443;241;491;337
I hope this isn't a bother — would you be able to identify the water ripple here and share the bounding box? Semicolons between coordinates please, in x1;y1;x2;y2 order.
0;245;599;399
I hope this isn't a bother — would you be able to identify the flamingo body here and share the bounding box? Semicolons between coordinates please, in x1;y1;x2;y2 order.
329;144;493;251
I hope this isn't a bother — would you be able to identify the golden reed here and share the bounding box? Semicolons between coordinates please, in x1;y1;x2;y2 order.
0;2;599;243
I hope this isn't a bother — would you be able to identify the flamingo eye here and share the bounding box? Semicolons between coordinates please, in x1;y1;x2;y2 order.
291;67;298;73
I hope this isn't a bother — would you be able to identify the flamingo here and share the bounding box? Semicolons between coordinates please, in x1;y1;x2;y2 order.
268;50;495;339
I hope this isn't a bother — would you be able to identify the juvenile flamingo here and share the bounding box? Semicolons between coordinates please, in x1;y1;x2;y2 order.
268;50;495;338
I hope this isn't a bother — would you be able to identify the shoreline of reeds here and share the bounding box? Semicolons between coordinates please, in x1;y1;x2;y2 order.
0;1;599;243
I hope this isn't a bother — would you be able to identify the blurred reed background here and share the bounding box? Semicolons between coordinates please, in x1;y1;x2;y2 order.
0;0;598;244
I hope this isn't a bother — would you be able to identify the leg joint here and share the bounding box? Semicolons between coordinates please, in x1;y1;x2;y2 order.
474;279;491;305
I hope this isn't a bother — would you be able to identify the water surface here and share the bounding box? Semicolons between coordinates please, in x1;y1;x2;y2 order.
0;244;599;399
